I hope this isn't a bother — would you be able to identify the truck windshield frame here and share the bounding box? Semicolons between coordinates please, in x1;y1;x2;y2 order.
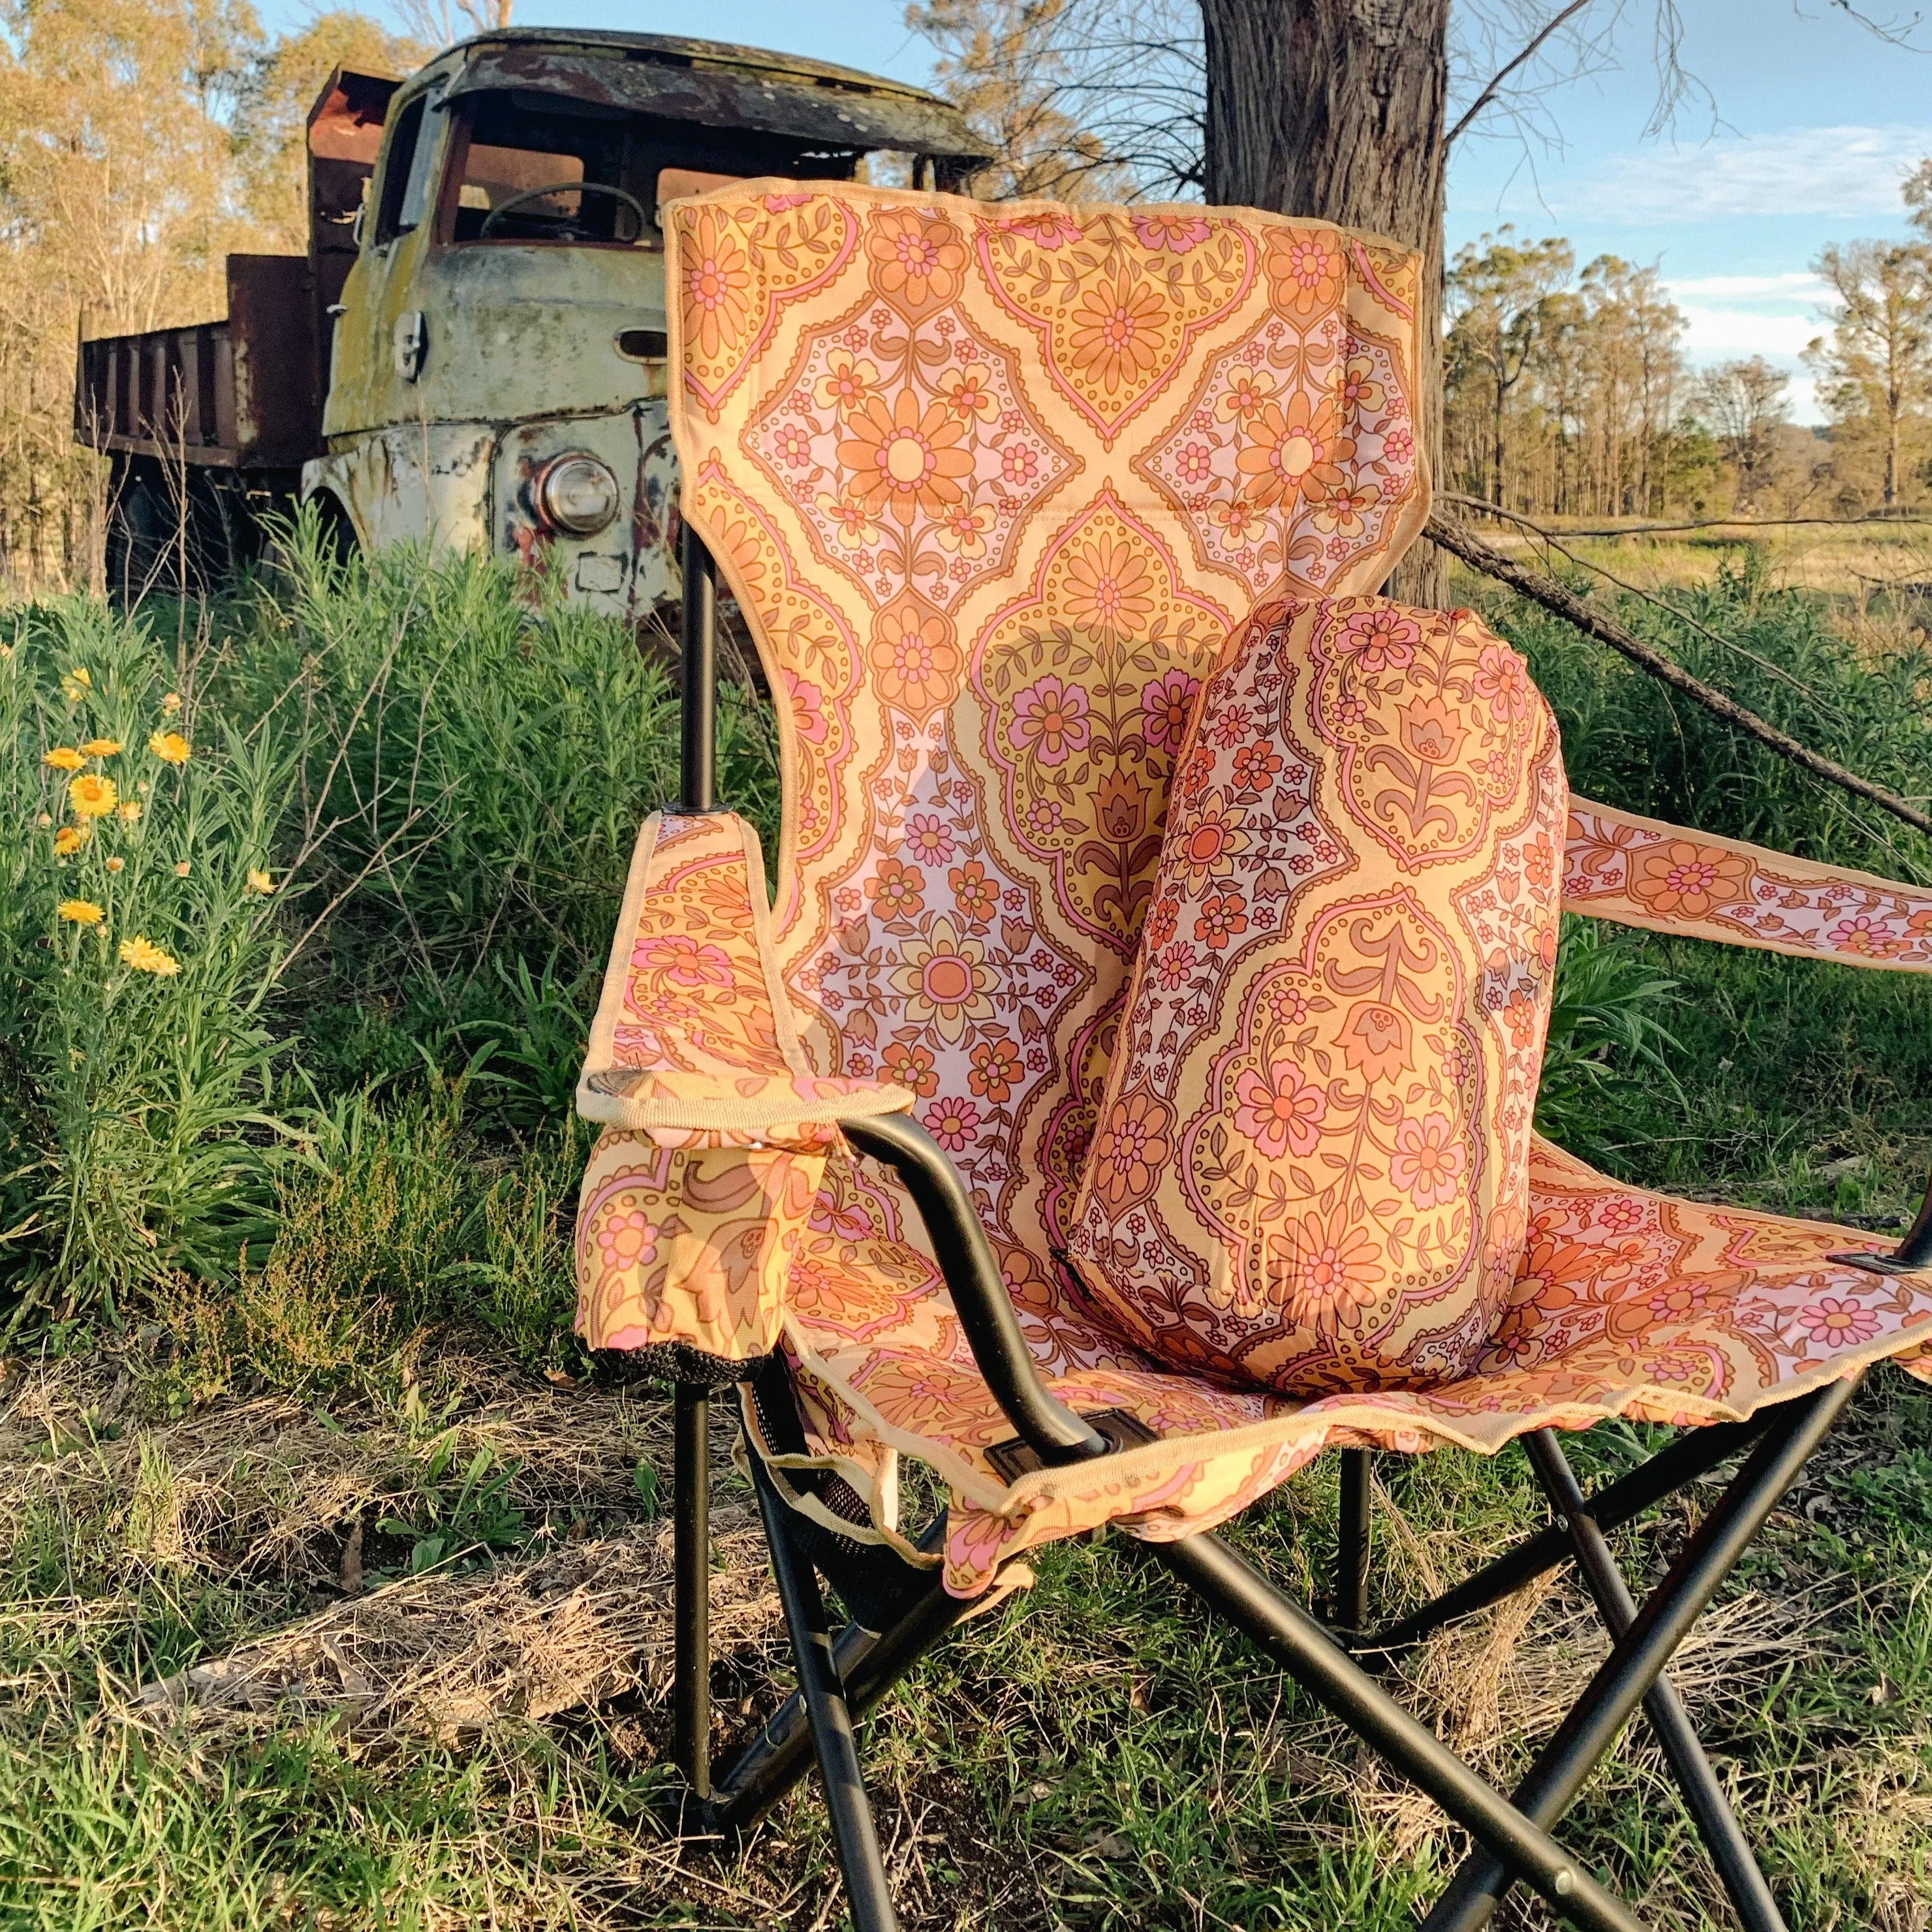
437;93;659;251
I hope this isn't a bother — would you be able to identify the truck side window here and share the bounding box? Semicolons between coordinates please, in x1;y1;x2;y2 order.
375;89;441;243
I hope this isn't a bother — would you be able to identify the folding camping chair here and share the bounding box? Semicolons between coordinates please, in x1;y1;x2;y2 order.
572;183;1932;1932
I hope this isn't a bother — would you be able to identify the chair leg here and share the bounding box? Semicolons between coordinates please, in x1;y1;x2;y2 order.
1154;1531;1647;1932
1525;1431;1788;1932
1334;1447;1372;1630
672;1382;711;1801
750;1452;900;1932
1420;1378;1857;1932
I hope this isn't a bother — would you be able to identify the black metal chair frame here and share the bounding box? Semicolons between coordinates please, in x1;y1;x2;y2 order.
655;527;1911;1932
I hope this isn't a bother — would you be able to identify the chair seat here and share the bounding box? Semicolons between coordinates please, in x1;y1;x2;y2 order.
768;1133;1932;1597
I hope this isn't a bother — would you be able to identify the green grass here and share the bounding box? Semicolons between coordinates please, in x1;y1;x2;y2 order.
1;531;1931;1927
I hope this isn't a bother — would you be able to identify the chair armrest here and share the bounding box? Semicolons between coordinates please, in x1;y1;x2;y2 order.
576;809;911;1138
838;1112;1108;1467
1565;798;1932;973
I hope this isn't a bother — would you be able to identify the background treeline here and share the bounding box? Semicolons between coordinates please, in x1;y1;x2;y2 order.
7;0;1932;597
0;1;424;596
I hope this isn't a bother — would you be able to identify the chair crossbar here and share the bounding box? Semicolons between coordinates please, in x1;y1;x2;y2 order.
1152;1531;1647;1932
1421;1376;1858;1932
1525;1430;1787;1932
1360;1410;1775;1657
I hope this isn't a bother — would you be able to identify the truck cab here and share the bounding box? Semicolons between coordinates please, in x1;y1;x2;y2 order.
302;30;987;618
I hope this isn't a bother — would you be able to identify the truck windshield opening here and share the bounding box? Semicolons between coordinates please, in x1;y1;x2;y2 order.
450;96;650;247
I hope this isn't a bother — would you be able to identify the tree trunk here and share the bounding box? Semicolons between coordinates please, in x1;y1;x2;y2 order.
1201;0;1450;604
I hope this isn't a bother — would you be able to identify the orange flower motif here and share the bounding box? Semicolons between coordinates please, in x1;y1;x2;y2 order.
817;491;881;549
1311;481;1380;539
1338;354;1384;414
889;917;993;1043
1172;794;1249;887
1267;226;1344;319
814;349;880;415
1270;1209;1383;1333
868;602;962;719
967;1033;1025;1104
865;207;967;314
1235;392;1346;512
936;362;1000;423
933;501;994;557
837;388;973;527
1215;364;1277;422
1062;537;1157;643
880;1040;939;1097
1210;496;1266;543
682;208;754;359
1091;1087;1173;1211
865;856;926;923
948;858;1000;926
1627;842;1754;921
1067;273;1166;395
1398;694;1470;766
1233;1056;1328;1160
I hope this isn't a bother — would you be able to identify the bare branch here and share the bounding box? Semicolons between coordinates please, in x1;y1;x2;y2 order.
1446;0;1600;149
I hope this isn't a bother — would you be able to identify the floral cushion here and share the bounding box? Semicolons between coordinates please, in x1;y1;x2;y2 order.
1066;596;1568;1393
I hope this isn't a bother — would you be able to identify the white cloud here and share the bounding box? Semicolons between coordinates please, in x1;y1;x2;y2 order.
1561;125;1932;224
1665;272;1828;302
1677;305;1822;358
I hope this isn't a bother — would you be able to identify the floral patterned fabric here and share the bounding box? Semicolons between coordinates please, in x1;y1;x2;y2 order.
569;185;1932;1599
1067;597;1567;1392
1564;799;1932;967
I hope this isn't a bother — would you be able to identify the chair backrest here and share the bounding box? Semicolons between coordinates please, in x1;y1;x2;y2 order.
666;183;1429;1291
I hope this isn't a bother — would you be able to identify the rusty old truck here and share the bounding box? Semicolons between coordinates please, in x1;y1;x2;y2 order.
74;28;987;614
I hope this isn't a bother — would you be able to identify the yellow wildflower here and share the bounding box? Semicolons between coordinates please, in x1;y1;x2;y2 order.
80;738;122;757
247;867;275;894
37;812;52;828
106;856;125;873
53;826;86;856
57;899;104;926
161;692;182;714
119;935;179;976
44;746;84;771
118;801;142;822
69;773;116;817
175;860;191;877
149;731;191;765
61;668;91;700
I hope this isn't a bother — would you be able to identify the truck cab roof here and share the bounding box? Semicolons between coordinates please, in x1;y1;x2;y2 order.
406;28;991;169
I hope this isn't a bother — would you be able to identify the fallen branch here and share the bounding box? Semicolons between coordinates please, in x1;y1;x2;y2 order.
1503;511;1932;540
1425;507;1932;839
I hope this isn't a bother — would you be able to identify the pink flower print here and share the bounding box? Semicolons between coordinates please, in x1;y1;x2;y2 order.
1390;1114;1468;1210
903;813;955;864
1140;669;1201;753
1797;1296;1880;1348
1024;796;1063;839
771;422;813;469
1207;704;1253;748
924;1095;982;1151
1001;443;1041;488
763;191;812;211
1131;210;1211;253
1153;941;1194;991
634;934;734;989
595;1206;659;1274
1175;440;1214;485
1383;425;1415;465
1010;675;1091;766
1473;641;1531;721
1828;914;1901;958
783;670;828;745
1595;1198;1645;1232
1234;1056;1328;1159
1335;606;1421;674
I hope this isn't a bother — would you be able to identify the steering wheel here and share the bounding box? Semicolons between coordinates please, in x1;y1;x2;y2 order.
480;181;648;243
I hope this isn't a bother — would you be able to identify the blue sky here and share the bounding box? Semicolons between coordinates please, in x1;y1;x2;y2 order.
272;0;1932;420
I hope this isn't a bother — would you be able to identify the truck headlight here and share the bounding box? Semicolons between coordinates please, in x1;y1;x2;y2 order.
535;453;621;537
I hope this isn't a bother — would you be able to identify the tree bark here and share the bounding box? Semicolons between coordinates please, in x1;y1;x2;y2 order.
1201;0;1451;604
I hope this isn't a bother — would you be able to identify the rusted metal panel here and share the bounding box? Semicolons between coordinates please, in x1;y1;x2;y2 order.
228;255;317;464
443;31;991;162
